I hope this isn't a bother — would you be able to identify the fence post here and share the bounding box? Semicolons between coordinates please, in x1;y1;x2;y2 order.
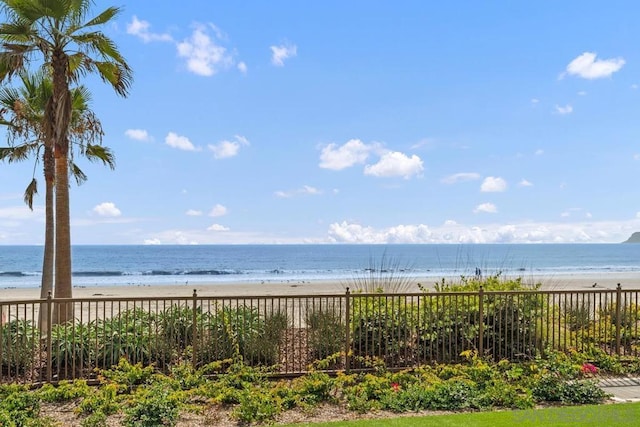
192;289;198;368
344;287;351;373
46;291;53;383
615;283;622;356
478;286;484;357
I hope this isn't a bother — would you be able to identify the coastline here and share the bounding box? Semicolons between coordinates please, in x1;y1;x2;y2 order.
2;271;639;301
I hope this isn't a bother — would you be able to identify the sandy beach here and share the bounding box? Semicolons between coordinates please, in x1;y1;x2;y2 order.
1;271;640;301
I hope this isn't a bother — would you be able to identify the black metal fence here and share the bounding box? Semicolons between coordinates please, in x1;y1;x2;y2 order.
1;285;638;384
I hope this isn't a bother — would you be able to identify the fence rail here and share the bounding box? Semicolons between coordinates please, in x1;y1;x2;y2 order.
1;285;639;384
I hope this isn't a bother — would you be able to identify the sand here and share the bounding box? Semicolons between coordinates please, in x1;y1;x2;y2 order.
1;271;639;301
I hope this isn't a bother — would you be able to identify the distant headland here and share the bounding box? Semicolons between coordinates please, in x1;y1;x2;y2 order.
623;232;640;243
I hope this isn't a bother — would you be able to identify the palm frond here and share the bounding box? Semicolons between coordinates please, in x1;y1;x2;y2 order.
2;0;48;22
23;177;38;209
0;143;35;162
0;49;28;80
84;143;115;169
82;6;120;28
92;61;132;97
70;161;87;185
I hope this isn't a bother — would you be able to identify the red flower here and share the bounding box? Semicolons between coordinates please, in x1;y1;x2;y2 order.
581;363;598;374
391;382;400;392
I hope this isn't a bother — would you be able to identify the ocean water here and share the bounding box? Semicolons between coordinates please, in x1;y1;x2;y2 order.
0;244;639;289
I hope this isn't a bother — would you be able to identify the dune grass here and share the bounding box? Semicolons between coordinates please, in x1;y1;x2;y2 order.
281;402;640;427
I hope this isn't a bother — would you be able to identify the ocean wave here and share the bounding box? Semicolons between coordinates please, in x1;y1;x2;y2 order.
72;269;244;277
0;271;28;277
73;271;124;277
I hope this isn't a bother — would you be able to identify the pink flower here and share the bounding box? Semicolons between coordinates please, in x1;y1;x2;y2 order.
581;363;598;374
391;382;400;392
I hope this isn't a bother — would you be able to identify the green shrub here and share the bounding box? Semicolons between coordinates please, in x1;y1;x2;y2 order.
562;380;609;404
244;310;288;366
291;371;335;406
99;358;155;393
123;383;181;427
428;378;479;410
351;294;415;366
37;379;91;402
200;305;287;366
306;304;345;362
0;387;40;427
0;319;37;375
231;389;282;424
80;410;108;427
77;383;119;416
50;323;95;378
96;308;156;368
418;276;543;363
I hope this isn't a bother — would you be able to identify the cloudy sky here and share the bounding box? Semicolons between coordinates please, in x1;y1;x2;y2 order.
1;1;640;245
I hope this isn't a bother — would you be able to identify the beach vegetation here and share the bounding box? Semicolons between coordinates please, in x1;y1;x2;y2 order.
345;253;415;294
0;351;622;425
200;305;288;367
0;318;36;375
306;301;346;362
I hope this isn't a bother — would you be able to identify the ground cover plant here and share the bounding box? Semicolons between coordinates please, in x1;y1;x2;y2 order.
0;350;620;426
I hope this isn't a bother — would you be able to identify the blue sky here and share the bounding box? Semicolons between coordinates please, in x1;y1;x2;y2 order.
1;0;640;245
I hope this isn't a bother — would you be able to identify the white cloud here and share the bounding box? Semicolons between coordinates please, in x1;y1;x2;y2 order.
577;91;587;96
126;16;172;43
480;177;507;192
554;104;573;115
531;98;539;104
270;43;297;66
125;129;151;142
632;84;639;90
208;135;249;159
634;154;640;161
327;221;433;244
237;62;248;74
186;209;203;216
275;185;322;198
319;139;376;170
209;204;228;217
207;224;230;232
441;172;481;184
93;202;121;217
519;179;533;187
474;203;498;214
143;238;162;245
165;132;199;151
364;152;424;179
535;149;544;156
177;24;234;76
327;218;638;244
564;52;625;80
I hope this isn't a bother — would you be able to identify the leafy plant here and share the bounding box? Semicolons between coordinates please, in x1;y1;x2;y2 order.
50;322;95;378
306;302;345;362
123;383;181;427
0;319;37;375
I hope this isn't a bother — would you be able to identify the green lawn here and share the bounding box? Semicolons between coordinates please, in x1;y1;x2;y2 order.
281;402;640;427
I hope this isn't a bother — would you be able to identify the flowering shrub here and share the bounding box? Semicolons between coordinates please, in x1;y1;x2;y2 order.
581;362;598;375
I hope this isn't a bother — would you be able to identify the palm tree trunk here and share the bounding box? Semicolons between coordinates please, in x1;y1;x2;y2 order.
53;152;72;322
38;147;54;331
51;48;73;324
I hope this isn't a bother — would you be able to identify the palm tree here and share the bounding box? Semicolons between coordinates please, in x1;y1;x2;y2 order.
0;70;114;329
0;0;131;322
